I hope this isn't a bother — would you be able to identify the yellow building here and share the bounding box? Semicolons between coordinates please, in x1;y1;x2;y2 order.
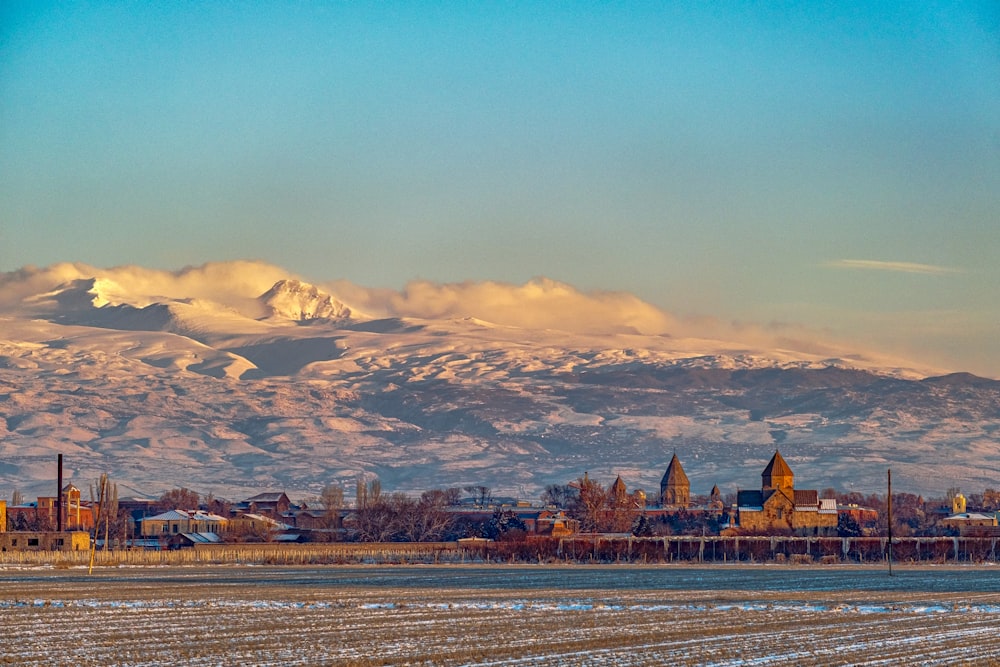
0;531;90;551
140;509;228;537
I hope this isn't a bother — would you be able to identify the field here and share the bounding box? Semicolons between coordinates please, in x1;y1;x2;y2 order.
2;565;1000;666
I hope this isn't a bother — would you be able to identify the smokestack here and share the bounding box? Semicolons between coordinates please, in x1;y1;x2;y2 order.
56;454;63;533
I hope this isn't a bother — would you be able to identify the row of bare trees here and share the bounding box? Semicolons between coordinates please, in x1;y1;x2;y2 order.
352;479;459;542
542;475;646;534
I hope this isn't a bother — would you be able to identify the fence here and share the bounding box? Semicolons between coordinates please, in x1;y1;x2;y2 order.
1;536;997;567
547;535;1000;564
0;542;469;567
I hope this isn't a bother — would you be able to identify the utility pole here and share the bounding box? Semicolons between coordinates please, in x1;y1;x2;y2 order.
887;468;893;577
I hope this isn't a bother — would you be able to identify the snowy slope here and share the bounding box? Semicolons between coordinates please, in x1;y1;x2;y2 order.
0;261;997;501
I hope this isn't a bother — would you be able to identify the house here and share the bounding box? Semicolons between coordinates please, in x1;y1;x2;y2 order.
140;509;228;537
940;512;999;536
227;512;291;540
735;451;838;536
118;497;159;523
285;508;331;530
509;509;579;537
533;510;578;537
236;492;291;519
167;532;224;549
838;503;879;531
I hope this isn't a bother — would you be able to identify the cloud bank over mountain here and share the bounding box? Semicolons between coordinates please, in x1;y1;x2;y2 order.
1;261;296;314
0;261;685;338
328;276;676;336
0;261;945;376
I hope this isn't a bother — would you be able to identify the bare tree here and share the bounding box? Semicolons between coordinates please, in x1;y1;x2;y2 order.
355;476;381;509
571;474;608;533
541;484;578;509
983;488;1000;511
353;477;396;542
319;484;345;530
464;485;493;507
155;487;200;512
89;474;117;573
203;493;232;517
408;490;455;541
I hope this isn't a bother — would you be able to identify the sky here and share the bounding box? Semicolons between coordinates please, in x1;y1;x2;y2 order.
1;2;999;377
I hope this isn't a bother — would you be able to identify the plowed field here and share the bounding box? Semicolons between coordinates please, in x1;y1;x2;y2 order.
2;565;999;666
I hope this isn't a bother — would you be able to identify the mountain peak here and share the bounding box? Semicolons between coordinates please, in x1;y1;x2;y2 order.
28;276;141;312
259;279;351;323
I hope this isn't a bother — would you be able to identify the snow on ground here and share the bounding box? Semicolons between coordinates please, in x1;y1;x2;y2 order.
1;565;999;666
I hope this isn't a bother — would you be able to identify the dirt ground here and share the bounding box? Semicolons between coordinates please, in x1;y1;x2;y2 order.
2;564;999;666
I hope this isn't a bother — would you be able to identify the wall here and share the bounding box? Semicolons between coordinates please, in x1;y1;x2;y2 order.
0;531;90;551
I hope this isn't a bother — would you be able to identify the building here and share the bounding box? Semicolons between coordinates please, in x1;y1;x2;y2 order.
140;509;228;537
735;451;838;536
609;475;629;506
513;509;579;537
0;530;90;552
708;485;724;511
167;532;225;549
940;512;999;536
6;484;95;531
227;512;291;540
838;503;879;531
236;492;292;519
660;454;690;508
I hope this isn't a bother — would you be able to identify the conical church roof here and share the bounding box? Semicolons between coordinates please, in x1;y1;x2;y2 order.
660;453;689;487
609;474;627;495
762;450;793;479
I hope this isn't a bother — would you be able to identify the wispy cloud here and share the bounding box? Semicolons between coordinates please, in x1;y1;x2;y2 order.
825;259;961;275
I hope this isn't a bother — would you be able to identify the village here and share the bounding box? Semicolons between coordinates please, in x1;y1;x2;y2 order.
2;451;999;555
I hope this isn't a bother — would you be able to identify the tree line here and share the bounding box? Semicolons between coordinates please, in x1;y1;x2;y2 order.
7;475;998;542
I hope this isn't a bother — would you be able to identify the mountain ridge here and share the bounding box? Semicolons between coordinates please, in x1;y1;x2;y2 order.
0;262;996;501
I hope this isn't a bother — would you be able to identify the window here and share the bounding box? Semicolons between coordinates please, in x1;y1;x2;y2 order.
28;538;39;547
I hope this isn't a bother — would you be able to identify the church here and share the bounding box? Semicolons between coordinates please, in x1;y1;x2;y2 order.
735;451;838;535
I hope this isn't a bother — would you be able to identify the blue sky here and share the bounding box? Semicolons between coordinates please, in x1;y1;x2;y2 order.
2;2;998;376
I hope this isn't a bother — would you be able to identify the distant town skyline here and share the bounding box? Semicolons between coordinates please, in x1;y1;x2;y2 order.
2;3;998;377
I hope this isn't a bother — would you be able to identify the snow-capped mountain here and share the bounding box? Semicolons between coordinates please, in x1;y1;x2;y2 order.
259;279;352;323
0;261;997;501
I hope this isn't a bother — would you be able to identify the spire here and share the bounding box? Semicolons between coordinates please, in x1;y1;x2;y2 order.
762;450;794;491
660;453;689;488
660;453;691;508
609;475;628;503
610;474;627;493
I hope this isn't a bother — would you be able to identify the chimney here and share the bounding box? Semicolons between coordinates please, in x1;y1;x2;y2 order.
56;454;63;532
